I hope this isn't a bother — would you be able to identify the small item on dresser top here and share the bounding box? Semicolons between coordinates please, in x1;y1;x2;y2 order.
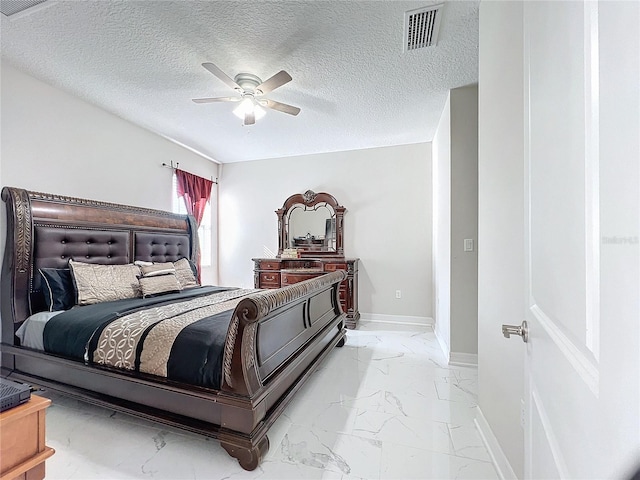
0;377;31;412
281;248;300;258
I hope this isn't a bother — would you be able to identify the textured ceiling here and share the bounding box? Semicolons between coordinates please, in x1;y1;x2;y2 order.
1;1;479;163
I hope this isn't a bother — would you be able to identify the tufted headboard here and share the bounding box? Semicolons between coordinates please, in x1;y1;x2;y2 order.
1;187;198;341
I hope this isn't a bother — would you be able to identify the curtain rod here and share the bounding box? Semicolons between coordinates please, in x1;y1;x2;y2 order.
161;161;218;184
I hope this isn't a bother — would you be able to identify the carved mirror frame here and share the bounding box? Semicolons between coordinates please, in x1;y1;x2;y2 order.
277;190;345;258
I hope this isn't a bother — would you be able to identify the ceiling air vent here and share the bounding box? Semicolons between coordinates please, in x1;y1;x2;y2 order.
1;0;48;17
404;4;443;52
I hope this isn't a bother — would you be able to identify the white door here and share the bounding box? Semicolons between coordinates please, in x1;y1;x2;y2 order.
522;1;639;478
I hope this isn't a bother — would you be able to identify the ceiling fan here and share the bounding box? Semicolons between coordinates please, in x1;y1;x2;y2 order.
192;62;301;126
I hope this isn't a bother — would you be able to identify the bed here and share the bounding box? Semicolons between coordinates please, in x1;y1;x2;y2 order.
0;186;347;470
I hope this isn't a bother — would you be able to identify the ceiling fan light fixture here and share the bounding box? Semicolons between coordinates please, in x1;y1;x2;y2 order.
194;62;300;124
233;96;265;122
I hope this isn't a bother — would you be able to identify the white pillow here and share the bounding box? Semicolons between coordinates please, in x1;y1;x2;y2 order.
140;262;176;278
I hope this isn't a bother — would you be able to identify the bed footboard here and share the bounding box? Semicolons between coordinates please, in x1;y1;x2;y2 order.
223;269;347;396
218;270;347;469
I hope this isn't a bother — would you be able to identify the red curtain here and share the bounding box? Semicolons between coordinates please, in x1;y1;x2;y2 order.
175;169;213;282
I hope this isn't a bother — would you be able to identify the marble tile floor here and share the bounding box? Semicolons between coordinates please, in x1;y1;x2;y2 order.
38;321;499;480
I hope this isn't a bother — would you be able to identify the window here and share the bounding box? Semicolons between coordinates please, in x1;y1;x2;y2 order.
172;175;212;267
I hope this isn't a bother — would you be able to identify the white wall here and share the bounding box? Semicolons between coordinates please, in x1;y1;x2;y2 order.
450;85;479;360
432;85;479;363
0;62;219;284
477;1;525;477
432;94;452;355
218;143;433;321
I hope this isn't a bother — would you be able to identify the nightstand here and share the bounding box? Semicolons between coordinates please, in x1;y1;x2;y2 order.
0;394;55;480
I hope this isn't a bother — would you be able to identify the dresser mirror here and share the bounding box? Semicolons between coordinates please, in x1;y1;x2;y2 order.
277;190;345;257
288;205;335;250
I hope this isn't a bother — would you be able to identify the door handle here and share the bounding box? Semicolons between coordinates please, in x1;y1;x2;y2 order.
502;320;529;343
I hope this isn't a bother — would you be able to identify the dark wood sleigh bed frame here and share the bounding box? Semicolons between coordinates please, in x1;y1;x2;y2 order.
0;187;347;470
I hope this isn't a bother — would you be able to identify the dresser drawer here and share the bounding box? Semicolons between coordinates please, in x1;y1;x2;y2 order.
281;272;320;285
325;263;347;272
259;261;281;270
259;272;280;288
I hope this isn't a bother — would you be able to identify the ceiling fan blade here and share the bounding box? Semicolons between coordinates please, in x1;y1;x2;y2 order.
192;96;240;103
201;62;241;91
256;70;292;95
264;99;301;116
244;110;255;126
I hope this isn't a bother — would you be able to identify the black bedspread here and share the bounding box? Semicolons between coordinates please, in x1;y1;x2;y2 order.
43;286;238;389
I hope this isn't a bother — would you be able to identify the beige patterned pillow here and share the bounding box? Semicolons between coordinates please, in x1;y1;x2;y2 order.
69;260;141;305
139;273;182;298
173;258;198;289
140;262;176;277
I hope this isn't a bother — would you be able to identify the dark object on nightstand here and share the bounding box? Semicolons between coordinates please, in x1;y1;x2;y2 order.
0;377;31;412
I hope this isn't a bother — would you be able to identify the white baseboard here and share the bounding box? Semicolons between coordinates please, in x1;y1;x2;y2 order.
434;327;450;363
449;352;478;367
359;313;433;326
475;406;518;480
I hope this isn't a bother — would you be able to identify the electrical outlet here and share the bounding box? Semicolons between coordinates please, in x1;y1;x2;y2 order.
395;290;402;299
520;399;526;428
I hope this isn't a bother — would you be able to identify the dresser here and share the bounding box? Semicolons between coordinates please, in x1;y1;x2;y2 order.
260;190;360;329
0;395;55;480
253;257;360;329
